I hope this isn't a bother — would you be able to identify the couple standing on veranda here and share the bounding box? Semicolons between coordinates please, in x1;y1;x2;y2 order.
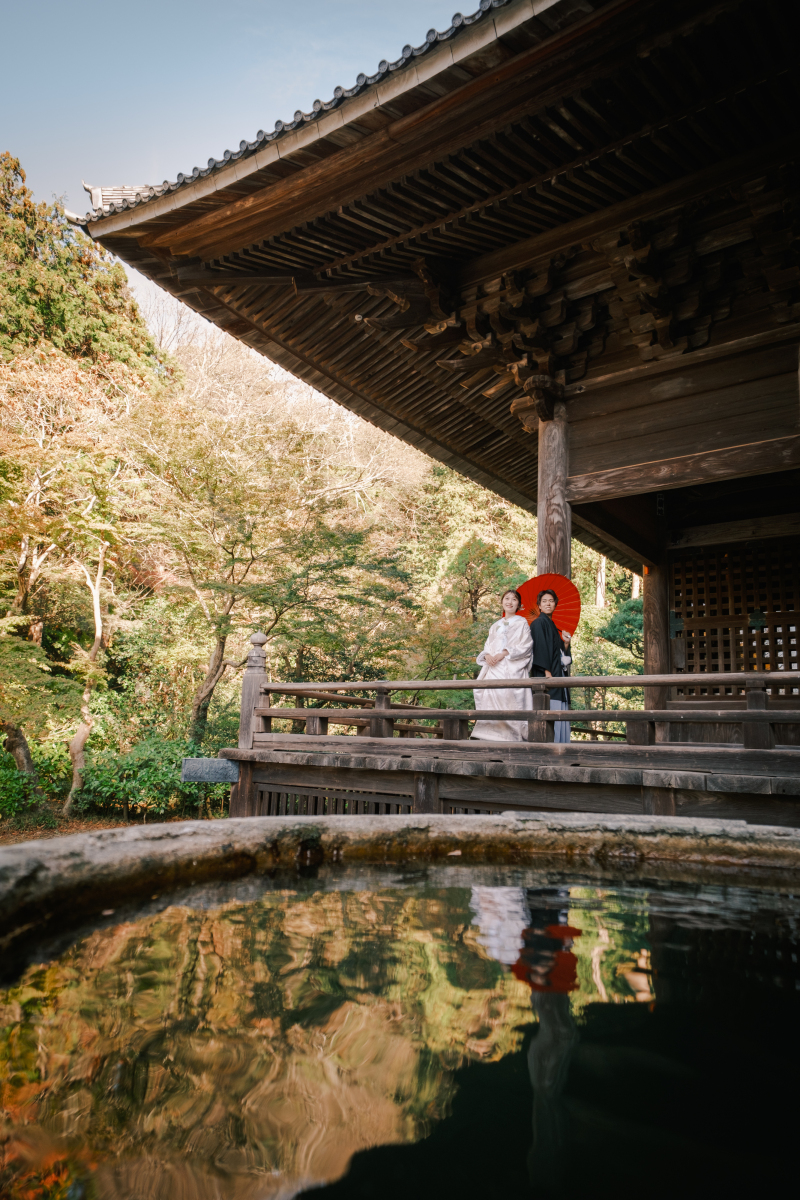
471;588;572;743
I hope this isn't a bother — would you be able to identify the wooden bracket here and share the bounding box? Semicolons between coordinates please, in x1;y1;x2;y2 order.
510;374;566;431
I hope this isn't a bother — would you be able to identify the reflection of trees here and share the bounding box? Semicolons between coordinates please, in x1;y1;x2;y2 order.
0;888;531;1198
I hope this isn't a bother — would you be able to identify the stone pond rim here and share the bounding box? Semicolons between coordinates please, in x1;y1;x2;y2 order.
2;814;800;956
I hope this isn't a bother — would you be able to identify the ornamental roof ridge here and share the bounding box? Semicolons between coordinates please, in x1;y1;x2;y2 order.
76;0;518;225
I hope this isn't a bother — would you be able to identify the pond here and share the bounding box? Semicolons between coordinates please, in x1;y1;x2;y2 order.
1;864;797;1199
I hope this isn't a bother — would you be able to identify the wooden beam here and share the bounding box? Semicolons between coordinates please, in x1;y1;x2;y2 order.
668;512;800;549
249;706;800;723
262;671;797;692
172;267;420;294
572;502;660;568
567;435;800;505
459;136;800;286
175;267;299;285
563;327;800;399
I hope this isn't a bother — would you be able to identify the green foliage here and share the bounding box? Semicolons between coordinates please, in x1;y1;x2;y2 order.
0;636;82;733
597;598;644;661
31;741;72;801
0;749;36;817
0;153;164;377
76;736;227;818
445;536;525;622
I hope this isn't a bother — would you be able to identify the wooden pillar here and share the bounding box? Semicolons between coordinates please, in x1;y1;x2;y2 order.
306;712;329;736
743;687;775;750
642;785;676;816
441;715;470;740
369;689;394;738
237;632;268;750
413;772;441;813
231;632;267;818
643;561;670;741
527;690;554;743
537;400;571;577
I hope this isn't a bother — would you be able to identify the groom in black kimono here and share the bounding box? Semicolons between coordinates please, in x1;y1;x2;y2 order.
530;588;572;742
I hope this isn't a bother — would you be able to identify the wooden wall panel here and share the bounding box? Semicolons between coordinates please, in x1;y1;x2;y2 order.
567;435;800;504
668;534;800;743
569;368;799;478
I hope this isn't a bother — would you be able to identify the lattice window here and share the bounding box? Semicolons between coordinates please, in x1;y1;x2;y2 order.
669;536;799;699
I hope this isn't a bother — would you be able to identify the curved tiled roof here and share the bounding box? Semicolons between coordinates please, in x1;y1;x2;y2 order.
80;0;516;223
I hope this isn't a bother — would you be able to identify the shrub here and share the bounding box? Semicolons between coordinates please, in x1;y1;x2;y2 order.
0;750;36;817
76;736;228;819
31;742;72;802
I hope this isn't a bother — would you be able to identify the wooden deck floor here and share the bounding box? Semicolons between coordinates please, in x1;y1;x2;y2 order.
224;734;800;828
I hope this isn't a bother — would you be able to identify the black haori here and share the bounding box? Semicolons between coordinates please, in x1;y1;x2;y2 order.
531;611;570;706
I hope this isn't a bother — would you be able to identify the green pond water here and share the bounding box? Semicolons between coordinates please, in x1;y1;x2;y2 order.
1;864;797;1199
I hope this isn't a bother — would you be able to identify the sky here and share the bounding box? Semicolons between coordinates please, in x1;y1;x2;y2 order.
1;0;463;215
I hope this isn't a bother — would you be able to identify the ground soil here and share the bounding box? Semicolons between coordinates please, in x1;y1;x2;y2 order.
0;804;184;846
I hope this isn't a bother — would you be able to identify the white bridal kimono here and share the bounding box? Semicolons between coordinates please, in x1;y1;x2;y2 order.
471;614;533;742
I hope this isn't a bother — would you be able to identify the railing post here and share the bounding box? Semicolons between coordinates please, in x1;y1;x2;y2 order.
441;715;470;740
413;772;441;813
627;716;656;745
231;632;268;817
743;687;775;749
306;712;329;736
370;689;394;738
527;690;554;742
238;632;268;750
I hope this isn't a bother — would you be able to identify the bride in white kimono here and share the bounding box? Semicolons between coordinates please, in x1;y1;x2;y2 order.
471;589;533;742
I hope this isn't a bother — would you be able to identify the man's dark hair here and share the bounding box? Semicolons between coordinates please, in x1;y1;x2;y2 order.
537;588;558;607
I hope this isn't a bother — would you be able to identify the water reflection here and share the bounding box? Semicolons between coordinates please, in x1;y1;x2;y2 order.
0;872;797;1198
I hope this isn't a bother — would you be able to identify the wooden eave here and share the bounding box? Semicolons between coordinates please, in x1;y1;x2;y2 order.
86;0;800;572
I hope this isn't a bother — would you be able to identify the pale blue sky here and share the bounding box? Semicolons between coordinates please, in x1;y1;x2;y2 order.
1;0;462;213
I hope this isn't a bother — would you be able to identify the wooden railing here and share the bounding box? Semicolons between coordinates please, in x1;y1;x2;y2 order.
237;644;799;751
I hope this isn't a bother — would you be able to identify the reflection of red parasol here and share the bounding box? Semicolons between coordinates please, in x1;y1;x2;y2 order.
515;573;581;637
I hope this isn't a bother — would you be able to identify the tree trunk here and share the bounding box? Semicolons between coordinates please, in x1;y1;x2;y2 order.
595;556;606;607
63;544;107;816
188;634;228;745
1;721;42;800
66;697;93;814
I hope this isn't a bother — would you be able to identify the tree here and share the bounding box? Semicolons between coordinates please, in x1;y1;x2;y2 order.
0;349;143;632
597;598;644;661
0;152;163;374
445;536;526;623
124;377;411;743
0;636;81;780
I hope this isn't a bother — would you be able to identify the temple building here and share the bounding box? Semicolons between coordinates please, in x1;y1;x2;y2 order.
72;0;799;727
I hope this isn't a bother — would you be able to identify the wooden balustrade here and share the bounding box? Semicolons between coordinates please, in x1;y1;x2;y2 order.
240;654;798;749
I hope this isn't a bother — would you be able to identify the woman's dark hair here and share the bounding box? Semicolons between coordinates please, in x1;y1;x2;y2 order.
502;589;523;612
537;588;558;607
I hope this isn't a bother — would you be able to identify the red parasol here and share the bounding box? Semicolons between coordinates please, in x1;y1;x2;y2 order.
514;573;582;638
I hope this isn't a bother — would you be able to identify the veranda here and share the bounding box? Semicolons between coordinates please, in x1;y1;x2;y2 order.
186;635;800;828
